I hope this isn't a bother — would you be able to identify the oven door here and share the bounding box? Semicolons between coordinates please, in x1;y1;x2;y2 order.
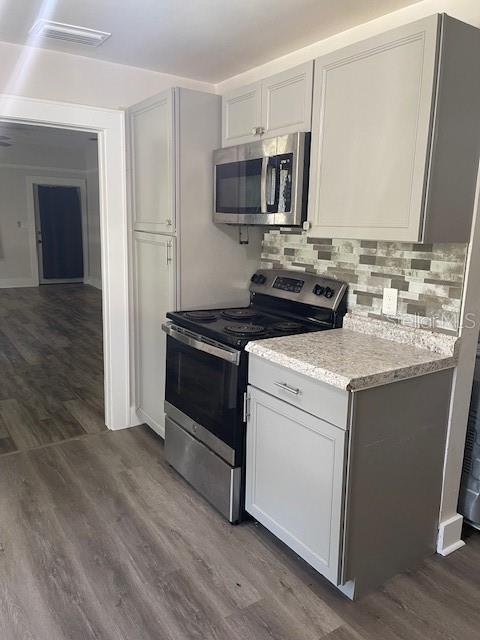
163;323;245;464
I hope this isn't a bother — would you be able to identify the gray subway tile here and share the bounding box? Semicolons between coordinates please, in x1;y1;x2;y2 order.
410;259;431;271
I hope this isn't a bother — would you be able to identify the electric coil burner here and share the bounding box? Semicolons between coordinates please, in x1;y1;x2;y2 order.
221;308;258;321
224;324;266;337
184;311;217;322
272;321;304;332
162;269;348;523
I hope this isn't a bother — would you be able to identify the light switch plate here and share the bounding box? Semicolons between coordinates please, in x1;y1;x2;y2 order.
382;287;398;315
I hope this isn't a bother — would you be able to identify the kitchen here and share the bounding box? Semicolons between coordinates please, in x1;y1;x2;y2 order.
1;1;480;638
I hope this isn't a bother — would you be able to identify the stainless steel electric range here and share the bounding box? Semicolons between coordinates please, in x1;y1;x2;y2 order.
162;268;348;523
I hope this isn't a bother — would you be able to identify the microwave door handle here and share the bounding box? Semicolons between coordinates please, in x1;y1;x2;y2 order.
260;156;268;213
273;158;281;212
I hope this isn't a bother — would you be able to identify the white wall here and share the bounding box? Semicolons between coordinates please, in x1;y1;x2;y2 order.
85;142;101;289
0;164;89;287
0;138;101;288
0;40;215;109
216;0;480;93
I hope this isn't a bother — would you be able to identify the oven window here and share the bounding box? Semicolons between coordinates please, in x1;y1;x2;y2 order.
165;336;242;450
216;158;262;214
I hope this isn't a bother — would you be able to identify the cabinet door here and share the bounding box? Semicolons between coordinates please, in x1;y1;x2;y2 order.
129;90;175;233
261;62;313;137
308;15;439;241
245;386;346;584
134;231;175;437
222;82;262;147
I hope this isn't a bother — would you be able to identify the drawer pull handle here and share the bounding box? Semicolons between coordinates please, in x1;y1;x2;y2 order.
274;381;301;396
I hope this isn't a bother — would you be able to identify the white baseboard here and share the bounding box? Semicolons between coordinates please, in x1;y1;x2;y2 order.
84;276;102;290
137;407;165;439
0;278;37;289
437;513;466;556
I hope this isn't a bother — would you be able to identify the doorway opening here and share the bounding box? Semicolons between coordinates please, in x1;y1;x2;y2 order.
0;123;106;455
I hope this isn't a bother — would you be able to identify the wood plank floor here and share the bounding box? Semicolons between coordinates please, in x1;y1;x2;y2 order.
1;284;480;639
0;425;479;640
0;284;105;455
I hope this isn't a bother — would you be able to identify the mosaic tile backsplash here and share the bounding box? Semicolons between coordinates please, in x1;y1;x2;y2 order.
261;230;468;334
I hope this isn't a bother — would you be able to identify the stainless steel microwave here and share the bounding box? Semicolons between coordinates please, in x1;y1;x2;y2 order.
213;132;310;226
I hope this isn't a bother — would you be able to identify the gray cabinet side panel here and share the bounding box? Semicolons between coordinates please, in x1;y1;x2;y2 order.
343;369;453;596
424;15;480;242
176;88;262;310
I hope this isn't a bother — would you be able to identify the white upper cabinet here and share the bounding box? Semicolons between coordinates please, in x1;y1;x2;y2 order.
307;14;480;242
222;81;262;147
222;62;313;147
261;62;313;138
128;90;175;233
308;16;438;242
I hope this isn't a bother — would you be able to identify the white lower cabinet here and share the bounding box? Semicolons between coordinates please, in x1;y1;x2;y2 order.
134;231;175;436
245;385;346;585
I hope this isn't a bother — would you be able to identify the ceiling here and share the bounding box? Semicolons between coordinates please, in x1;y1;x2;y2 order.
0;122;96;168
0;122;95;149
0;0;423;83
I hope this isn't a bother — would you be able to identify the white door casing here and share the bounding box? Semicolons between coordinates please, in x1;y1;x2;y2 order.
0;93;131;430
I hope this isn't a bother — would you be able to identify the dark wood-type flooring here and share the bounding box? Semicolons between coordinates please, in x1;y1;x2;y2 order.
0;284;106;455
0;426;479;640
1;284;479;639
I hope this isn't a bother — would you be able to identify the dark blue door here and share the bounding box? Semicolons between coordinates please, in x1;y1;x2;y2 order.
37;186;84;280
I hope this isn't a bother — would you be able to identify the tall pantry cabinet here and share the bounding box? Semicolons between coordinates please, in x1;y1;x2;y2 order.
128;87;261;436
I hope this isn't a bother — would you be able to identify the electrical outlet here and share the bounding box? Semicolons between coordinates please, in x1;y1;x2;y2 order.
382;287;398;316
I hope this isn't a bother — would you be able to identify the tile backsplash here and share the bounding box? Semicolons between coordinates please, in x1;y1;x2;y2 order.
261;230;468;334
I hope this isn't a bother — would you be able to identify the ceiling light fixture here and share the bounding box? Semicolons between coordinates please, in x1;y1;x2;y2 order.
30;19;111;47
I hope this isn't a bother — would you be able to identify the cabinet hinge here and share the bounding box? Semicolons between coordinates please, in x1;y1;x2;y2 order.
243;392;250;422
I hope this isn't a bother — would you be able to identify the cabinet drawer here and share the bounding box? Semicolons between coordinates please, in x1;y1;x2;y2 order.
248;354;349;429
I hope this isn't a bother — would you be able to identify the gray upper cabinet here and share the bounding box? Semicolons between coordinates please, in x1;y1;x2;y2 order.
222;62;313;147
128;90;175;234
308;14;480;242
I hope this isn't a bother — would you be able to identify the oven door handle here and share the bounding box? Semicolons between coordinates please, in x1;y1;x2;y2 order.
162;322;241;366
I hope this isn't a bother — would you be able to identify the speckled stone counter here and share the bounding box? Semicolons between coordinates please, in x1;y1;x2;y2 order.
246;326;458;392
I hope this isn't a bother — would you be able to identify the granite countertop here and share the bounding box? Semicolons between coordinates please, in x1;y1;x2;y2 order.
246;318;459;392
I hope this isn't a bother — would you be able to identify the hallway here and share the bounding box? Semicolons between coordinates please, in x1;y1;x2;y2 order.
0;284;105;454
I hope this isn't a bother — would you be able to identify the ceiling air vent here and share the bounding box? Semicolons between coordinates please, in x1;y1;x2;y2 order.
30;20;111;47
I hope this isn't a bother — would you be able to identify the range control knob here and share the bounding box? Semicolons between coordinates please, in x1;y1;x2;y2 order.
251;273;266;285
324;287;335;299
313;284;325;296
